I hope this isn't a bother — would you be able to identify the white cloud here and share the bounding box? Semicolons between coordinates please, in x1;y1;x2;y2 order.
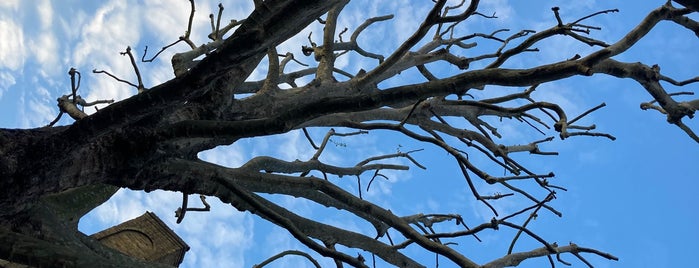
70;1;144;105
245;130;317;163
0;0;19;10
88;189;148;226
36;0;53;30
277;130;315;161
29;33;60;74
532;82;584;117
80;188;255;268
142;0;254;43
25;0;59;78
143;60;178;85
58;9;88;42
72;1;138;66
197;143;246;168
560;0;598;14
262;228;297;266
479;0;514;23
0;19;26;71
173;195;254;268
17;84;55;128
0;71;16;99
141;0;192;41
391;0;425;45
35;84;51;99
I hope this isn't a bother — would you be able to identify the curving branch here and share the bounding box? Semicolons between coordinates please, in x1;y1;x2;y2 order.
483;243;619;268
175;193;211;224
47;68;114;127
253;250;322;268
93;47;147;93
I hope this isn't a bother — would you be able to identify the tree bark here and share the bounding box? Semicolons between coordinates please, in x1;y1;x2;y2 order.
0;0;340;266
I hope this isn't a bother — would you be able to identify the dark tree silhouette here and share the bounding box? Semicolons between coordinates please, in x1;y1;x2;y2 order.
1;0;697;267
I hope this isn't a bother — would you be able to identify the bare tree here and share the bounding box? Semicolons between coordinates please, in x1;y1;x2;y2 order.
1;0;697;267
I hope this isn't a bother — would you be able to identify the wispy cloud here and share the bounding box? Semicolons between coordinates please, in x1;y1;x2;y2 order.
70;0;143;105
81;187;256;268
175;196;254;268
197;143;246;168
29;33;60;76
0;19;26;71
0;72;15;99
390;0;428;44
57;9;88;42
0;0;19;10
35;0;53;30
87;189;149;227
24;96;54;127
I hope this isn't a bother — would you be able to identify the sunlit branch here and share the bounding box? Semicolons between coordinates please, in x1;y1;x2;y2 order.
215;177;373;268
121;46;146;93
500;180;561;216
315;0;348;81
482;243;618;268
253;250;322;268
670;12;699;37
240;156;408;176
261;47;281;93
505;192;556;254
486;172;555;184
93;47;148;94
592;59;697;141
568;103;606;125
205;162;472;266
582;3;692;65
311;128;367;160
47;68;114;127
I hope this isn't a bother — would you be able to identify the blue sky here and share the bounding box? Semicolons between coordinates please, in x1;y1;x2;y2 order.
0;0;697;267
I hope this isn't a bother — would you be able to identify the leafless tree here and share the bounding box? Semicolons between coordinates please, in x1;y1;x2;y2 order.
1;0;697;267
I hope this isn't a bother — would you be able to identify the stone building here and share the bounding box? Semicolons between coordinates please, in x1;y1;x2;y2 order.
90;211;190;267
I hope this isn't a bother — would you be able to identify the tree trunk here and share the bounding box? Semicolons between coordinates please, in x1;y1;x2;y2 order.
0;0;340;266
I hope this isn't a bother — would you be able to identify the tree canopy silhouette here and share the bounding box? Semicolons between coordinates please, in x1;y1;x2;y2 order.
1;0;697;267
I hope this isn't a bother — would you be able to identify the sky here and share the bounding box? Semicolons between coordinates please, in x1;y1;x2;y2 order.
0;0;697;267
